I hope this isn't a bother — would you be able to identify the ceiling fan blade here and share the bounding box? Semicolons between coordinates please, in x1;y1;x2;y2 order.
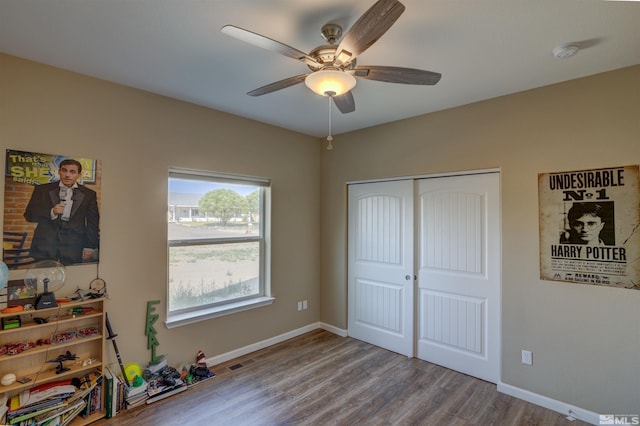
351;66;441;85
221;25;320;67
332;91;356;114
334;0;406;67
247;74;308;97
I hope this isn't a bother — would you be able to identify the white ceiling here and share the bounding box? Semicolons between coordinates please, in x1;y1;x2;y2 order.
1;0;639;138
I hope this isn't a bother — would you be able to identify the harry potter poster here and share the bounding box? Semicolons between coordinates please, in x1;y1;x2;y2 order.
539;165;640;289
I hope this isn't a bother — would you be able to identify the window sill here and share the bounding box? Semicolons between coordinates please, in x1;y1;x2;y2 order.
165;296;275;329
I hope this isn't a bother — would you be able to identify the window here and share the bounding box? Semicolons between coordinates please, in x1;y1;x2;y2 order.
166;168;272;327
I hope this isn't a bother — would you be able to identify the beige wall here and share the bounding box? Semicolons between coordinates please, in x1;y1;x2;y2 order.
3;52;639;414
1;53;321;369
320;65;640;413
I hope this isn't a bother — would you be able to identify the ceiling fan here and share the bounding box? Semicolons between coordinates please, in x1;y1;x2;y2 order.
221;0;441;114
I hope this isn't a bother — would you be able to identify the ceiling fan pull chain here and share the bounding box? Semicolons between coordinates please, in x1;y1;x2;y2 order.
327;92;334;150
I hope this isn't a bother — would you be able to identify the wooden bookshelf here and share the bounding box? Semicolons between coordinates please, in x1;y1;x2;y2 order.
0;297;106;424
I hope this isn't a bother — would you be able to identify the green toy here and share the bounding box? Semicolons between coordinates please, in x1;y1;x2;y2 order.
145;300;160;364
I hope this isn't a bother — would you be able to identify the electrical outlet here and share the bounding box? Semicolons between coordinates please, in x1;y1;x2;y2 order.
521;350;533;365
302;300;307;310
297;301;303;311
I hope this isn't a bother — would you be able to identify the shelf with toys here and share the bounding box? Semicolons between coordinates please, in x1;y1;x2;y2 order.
0;297;106;424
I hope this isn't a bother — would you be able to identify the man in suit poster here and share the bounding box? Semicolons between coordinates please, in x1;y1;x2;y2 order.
4;150;101;268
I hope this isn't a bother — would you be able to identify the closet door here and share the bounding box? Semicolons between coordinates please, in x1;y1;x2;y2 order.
416;173;500;383
348;180;414;357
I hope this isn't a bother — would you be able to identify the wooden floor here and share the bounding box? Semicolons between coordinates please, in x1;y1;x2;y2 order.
94;329;589;426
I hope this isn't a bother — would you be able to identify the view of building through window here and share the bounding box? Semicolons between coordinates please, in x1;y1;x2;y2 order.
168;171;267;314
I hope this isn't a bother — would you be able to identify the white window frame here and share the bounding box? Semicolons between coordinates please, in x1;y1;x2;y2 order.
166;168;273;328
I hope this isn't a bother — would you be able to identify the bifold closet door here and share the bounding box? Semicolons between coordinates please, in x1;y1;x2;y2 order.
416;173;500;383
347;180;414;357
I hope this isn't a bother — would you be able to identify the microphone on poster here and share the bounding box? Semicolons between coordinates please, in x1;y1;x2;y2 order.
59;186;71;221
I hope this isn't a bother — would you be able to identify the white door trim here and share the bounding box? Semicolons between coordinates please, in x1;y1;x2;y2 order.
347;167;501;185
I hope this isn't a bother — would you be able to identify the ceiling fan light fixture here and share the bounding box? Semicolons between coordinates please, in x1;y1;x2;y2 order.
305;69;356;97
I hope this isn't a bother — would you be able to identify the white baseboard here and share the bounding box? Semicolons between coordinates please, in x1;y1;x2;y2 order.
497;382;600;425
205;322;347;367
317;322;348;337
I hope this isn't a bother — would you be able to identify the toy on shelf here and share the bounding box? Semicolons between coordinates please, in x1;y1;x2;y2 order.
51;330;75;345
47;351;78;374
